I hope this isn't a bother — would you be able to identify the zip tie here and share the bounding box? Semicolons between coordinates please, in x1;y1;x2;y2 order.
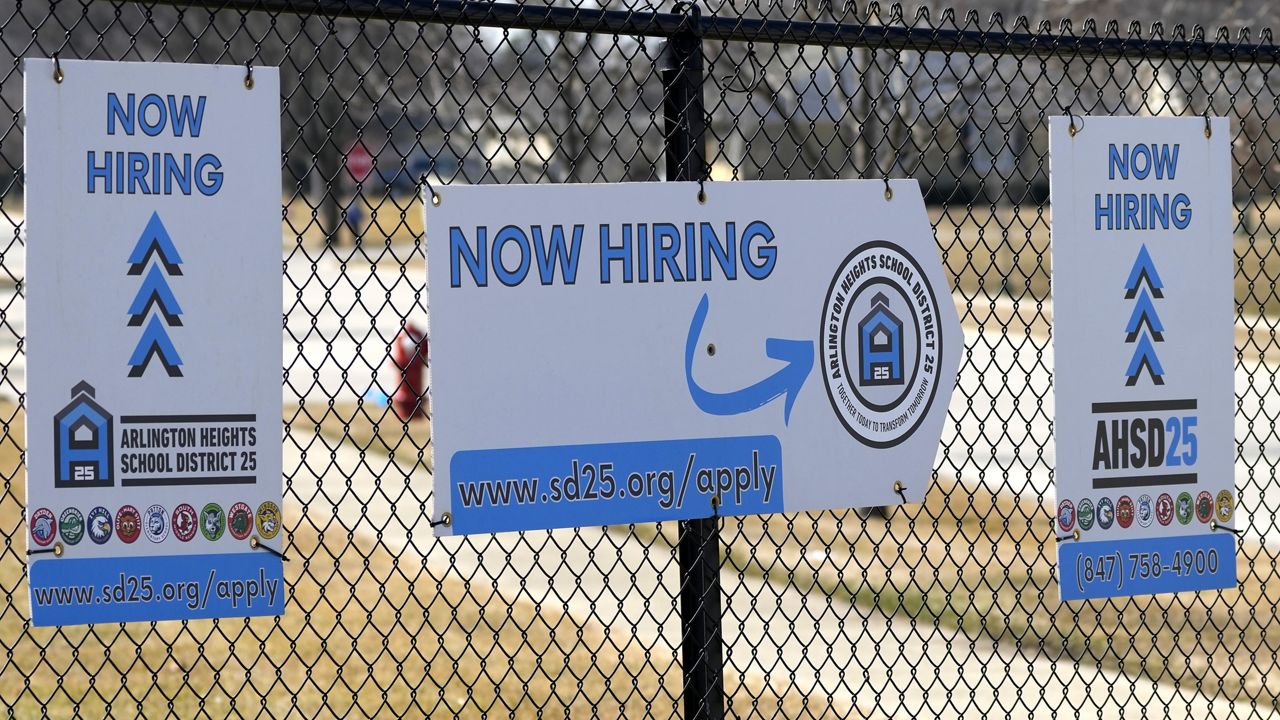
250;535;290;562
893;480;907;502
697;178;707;204
1204;113;1213;138
1210;520;1241;535
52;55;63;84
1068;111;1083;137
1056;529;1081;543
430;512;452;528
721;49;759;94
883;177;893;201
244;61;254;90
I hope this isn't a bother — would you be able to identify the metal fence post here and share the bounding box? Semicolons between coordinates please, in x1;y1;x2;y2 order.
658;11;724;720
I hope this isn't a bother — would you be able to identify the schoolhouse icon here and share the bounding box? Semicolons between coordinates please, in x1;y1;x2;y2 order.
858;292;905;386
53;381;113;488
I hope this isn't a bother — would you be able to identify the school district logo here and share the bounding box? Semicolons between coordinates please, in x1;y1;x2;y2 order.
1216;490;1235;523
228;502;254;541
1056;500;1075;532
116;505;141;544
29;508;56;547
53;381;114;489
144;504;168;543
1176;492;1194;525
1077;498;1095;531
257;501;282;540
1155;493;1174;526
1196;491;1214;524
87;506;113;545
821;242;944;448
172;503;197;542
1136;494;1154;528
1096;497;1115;530
59;508;85;546
1116;496;1135;529
201;503;225;541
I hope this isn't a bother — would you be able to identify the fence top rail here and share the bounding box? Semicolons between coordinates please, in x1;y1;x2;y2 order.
150;0;1280;63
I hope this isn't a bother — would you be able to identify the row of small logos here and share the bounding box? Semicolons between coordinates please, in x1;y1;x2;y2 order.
1057;489;1234;533
29;501;281;548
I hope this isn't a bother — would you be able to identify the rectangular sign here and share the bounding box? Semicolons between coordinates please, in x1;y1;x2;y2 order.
24;59;284;625
1051;116;1237;600
426;180;962;535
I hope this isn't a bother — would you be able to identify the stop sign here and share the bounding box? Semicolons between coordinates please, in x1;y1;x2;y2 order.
346;143;373;181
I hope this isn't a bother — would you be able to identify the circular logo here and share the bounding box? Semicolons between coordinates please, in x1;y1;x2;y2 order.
256;501;282;540
1176;491;1194;525
87;506;113;544
1155;493;1174;526
1096;497;1115;530
1117;496;1135;529
143;504;168;543
172;503;198;542
29;508;56;547
1077;498;1095;531
1057;500;1075;531
1196;491;1214;524
115;505;141;544
1216;490;1235;523
1136;494;1154;528
820;242;945;448
200;503;225;541
227;502;254;541
59;507;85;546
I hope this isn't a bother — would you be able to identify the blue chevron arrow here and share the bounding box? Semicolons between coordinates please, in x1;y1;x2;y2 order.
685;293;813;425
128;315;183;378
127;212;183;276
1124;244;1163;299
1125;333;1165;387
1124;288;1164;342
127;264;184;326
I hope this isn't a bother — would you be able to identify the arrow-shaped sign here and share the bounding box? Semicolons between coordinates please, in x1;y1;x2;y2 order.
127;264;184;326
128;315;183;378
1124;244;1163;299
1125;332;1165;386
1124;288;1164;342
685;293;813;425
127;212;184;276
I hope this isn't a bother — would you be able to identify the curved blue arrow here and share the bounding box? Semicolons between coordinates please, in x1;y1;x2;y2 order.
685;293;813;425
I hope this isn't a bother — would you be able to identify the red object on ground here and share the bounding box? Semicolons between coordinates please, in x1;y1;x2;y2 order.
391;324;429;421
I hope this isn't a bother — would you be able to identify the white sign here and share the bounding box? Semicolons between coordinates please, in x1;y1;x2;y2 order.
1051;115;1236;600
426;180;962;535
24;59;284;625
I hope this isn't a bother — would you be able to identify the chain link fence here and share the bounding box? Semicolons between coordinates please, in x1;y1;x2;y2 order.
2;0;1280;717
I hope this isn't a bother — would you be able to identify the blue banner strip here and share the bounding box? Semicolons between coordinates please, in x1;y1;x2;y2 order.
449;436;784;534
29;552;284;626
1059;532;1236;601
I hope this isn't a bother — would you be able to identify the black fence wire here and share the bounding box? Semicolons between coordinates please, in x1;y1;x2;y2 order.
3;0;1280;717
